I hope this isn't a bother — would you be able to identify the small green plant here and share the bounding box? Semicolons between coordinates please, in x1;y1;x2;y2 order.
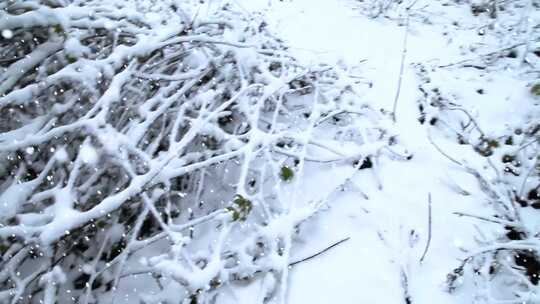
474;137;499;157
279;166;294;181
531;83;540;96
66;55;77;63
0;243;8;255
226;194;252;221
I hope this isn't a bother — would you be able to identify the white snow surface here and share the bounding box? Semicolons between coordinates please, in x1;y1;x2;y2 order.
1;0;537;303
217;0;527;303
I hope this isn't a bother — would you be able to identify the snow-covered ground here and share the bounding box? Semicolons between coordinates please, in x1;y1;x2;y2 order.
1;0;538;303
226;0;537;303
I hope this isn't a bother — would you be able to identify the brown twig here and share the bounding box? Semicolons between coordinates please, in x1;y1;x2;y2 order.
419;193;432;264
289;237;351;267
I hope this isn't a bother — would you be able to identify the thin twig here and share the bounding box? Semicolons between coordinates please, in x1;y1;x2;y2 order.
392;11;410;123
444;106;486;137
289;237;350;267
453;211;517;226
391;0;420;123
438;43;526;68
400;268;413;304
427;133;463;166
519;157;539;198
517;137;539;152
419;193;432;264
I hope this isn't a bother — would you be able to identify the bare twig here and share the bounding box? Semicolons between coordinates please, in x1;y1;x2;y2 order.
392;11;410;123
391;0;421;123
453;211;517;226
427;133;463;166
419;193;432;264
289;237;351;267
400;268;413;304
438;43;526;68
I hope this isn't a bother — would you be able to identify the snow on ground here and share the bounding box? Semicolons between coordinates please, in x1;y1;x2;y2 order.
2;0;536;302
228;0;507;303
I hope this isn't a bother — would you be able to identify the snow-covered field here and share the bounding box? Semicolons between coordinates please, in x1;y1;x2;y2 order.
226;1;486;303
223;0;540;303
0;0;538;303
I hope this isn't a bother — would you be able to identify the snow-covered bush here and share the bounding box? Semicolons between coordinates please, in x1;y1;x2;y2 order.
414;0;540;296
416;68;539;303
0;0;389;303
355;0;401;18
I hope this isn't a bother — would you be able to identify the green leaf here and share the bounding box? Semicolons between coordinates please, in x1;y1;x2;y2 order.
0;244;8;255
225;206;239;221
280;166;294;181
531;83;540;96
226;194;252;221
67;55;77;64
53;24;63;34
233;194;249;208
